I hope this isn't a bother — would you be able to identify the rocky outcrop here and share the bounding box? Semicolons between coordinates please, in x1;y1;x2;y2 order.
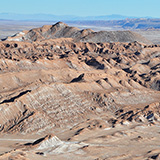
3;22;151;44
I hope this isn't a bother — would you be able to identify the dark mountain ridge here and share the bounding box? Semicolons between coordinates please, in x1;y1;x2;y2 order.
3;22;151;44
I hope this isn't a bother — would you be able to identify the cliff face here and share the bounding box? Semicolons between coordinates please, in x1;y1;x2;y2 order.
0;22;160;160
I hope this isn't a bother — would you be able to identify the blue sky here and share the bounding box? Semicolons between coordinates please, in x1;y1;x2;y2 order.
0;0;159;17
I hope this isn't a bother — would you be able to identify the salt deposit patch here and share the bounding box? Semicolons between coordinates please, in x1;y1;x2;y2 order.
37;136;63;150
36;135;88;155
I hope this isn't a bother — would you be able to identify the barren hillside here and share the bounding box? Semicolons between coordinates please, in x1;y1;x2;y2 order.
3;22;151;44
0;22;160;160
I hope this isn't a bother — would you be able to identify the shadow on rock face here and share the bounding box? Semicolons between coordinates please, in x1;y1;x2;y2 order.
70;73;85;83
85;58;105;70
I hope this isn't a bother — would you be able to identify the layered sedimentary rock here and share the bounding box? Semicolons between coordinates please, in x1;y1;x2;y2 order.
0;22;160;160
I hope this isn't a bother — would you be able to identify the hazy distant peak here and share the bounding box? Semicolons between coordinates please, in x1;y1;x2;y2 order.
0;13;152;21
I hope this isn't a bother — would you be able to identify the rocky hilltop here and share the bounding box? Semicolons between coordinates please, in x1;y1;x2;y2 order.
4;22;151;44
0;22;160;160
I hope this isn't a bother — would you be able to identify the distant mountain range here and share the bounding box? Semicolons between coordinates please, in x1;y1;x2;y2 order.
0;13;153;21
66;19;160;30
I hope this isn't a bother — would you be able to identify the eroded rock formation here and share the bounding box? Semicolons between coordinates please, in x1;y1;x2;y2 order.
0;22;160;160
